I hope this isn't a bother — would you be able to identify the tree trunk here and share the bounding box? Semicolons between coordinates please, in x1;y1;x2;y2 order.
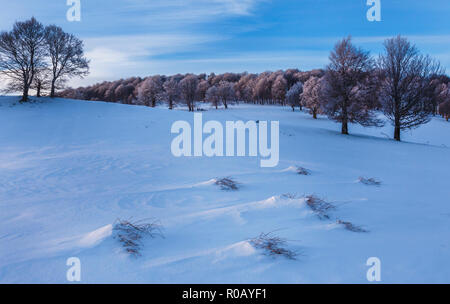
341;99;349;134
394;125;401;141
21;85;29;102
313;109;317;119
50;80;56;98
341;120;348;135
169;99;173;110
151;97;156;108
394;112;401;141
341;111;349;134
36;82;41;98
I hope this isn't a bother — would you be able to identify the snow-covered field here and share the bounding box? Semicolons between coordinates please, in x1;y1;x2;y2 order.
0;96;449;283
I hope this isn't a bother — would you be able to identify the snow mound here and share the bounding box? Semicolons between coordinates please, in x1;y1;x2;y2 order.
78;224;113;248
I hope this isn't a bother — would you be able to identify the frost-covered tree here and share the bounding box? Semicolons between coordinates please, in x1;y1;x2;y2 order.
254;73;272;103
138;75;163;107
115;83;135;104
180;75;198;111
286;82;303;111
322;36;382;134
0;18;46;101
272;74;287;105
196;79;209;102
44;25;89;97
439;101;450;121
217;81;235;109
235;73;256;102
163;77;180;110
205;86;220;109
378;36;443;141
437;83;450;114
284;69;301;89
301;76;323;119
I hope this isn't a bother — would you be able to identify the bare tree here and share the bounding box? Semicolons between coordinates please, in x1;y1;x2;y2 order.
378;36;444;141
163;77;180;110
286;82;303;111
301;76;323;119
180;75;198;111
31;68;51;97
216;81;235;109
0;17;46;101
44;25;89;97
322;36;382;134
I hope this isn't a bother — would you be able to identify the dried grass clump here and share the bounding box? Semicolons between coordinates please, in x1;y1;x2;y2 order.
249;232;297;260
113;218;163;257
336;220;368;233
296;167;311;176
305;195;336;220
358;177;381;186
215;177;239;191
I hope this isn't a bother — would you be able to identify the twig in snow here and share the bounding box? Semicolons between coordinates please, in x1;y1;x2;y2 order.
215;177;240;191
113;218;164;257
249;232;298;260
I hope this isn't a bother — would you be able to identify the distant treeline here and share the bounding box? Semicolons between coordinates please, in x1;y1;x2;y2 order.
58;36;450;141
58;69;325;109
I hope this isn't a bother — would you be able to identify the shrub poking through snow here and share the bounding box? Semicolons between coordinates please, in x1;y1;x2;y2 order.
336;220;368;233
358;177;381;186
250;232;297;260
281;193;298;199
215;177;239;191
296;166;311;175
305;195;336;220
113;218;163;257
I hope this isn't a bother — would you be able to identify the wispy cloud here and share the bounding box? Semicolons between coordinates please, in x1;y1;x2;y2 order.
92;0;267;30
76;33;226;85
121;0;263;17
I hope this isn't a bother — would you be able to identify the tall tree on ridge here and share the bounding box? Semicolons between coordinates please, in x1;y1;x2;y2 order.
321;36;382;134
0;17;46;101
44;25;89;97
378;35;444;141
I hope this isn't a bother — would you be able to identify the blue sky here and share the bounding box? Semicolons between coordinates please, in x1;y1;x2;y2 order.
1;0;449;86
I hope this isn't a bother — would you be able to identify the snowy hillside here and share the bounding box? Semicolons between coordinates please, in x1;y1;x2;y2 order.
0;96;449;283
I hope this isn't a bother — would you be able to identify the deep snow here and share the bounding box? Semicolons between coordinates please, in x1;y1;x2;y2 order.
0;96;449;283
